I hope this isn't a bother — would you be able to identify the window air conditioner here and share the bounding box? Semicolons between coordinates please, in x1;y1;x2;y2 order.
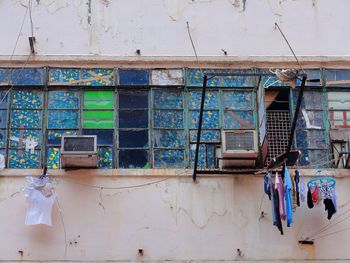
60;135;98;168
217;130;258;168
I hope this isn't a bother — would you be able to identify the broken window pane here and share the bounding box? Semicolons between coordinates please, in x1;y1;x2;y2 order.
119;149;149;168
119;110;148;128
119;130;148;148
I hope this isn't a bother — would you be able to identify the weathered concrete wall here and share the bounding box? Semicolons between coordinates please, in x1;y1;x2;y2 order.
0;0;350;59
0;171;350;262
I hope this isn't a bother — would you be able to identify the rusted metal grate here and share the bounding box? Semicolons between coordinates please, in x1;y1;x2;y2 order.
266;111;291;165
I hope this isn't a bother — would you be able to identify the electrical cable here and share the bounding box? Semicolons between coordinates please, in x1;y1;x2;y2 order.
54;192;67;261
186;21;203;74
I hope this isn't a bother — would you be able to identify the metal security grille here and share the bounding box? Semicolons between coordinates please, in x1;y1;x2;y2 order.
225;131;254;151
266;111;290;164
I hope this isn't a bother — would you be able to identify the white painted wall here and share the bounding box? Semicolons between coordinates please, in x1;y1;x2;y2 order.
0;173;350;262
0;0;350;58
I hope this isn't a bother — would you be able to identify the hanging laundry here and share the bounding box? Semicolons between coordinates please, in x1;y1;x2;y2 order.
266;173;283;235
264;173;271;200
294;170;300;207
311;185;319;204
275;173;286;220
22;176;56;226
307;187;314;209
323;198;336;220
300;175;306;203
284;166;293;227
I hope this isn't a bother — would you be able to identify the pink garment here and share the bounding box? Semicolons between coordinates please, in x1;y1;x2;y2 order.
275;172;286;220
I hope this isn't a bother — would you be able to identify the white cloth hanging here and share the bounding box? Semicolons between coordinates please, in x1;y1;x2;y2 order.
23;176;56;226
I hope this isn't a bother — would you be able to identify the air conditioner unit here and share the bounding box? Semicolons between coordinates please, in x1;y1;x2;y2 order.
60;135;98;168
218;130;258;168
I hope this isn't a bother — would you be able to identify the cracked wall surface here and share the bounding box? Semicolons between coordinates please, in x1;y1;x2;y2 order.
1;0;350;57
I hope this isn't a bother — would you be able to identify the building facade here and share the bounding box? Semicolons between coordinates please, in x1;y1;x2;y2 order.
1;0;350;262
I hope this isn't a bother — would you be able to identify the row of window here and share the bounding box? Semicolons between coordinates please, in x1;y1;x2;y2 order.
0;88;255;169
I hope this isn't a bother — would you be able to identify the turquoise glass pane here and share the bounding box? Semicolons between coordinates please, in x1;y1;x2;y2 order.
154;149;184;168
48;130;78;145
48;110;79;129
81;69;114;86
154;130;185;148
0;129;6;148
10;110;42;128
9;149;40;168
154;110;183;128
9;129;42;148
190;130;220;143
153;90;183;109
49;68;80;85
47;147;60;169
12;91;43;109
48;91;79;109
190;111;219;129
189;91;219;110
99;147;113;168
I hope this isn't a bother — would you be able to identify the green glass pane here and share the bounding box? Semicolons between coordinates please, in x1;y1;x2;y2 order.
83;110;114;128
83;91;114;109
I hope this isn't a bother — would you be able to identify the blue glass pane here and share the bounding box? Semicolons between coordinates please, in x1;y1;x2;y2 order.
9;129;42;148
154;130;185;148
190;144;206;168
223;91;253;110
190;130;220;143
0;90;9;109
154;110;183;128
224;111;255;129
293;90;324;110
99;147;113;168
119;149;149;168
9;149;40;168
11;110;42;128
12;91;43;109
48;110;79;129
0;69;11;85
119;69;149;85
119;110;148;128
297;110;324;129
296;130;327;149
190;111;219;129
119;130;148;148
189;91;219;110
0;129;6;148
11;68;44;85
81;69;114;86
206;144;216;168
153;90;183;109
48;130;78;145
83;129;114;145
47;147;60;169
48;91;79;109
49;68;80;85
0;110;7;128
186;69;255;87
324;70;350;87
154;149;184;168
119;91;148;109
299;149;328;167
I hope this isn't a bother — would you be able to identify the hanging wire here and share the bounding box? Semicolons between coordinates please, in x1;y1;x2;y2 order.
312;227;350;241
54;192;67;261
186;21;203;74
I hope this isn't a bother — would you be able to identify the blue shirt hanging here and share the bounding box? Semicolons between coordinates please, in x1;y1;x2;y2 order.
285;166;293;227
